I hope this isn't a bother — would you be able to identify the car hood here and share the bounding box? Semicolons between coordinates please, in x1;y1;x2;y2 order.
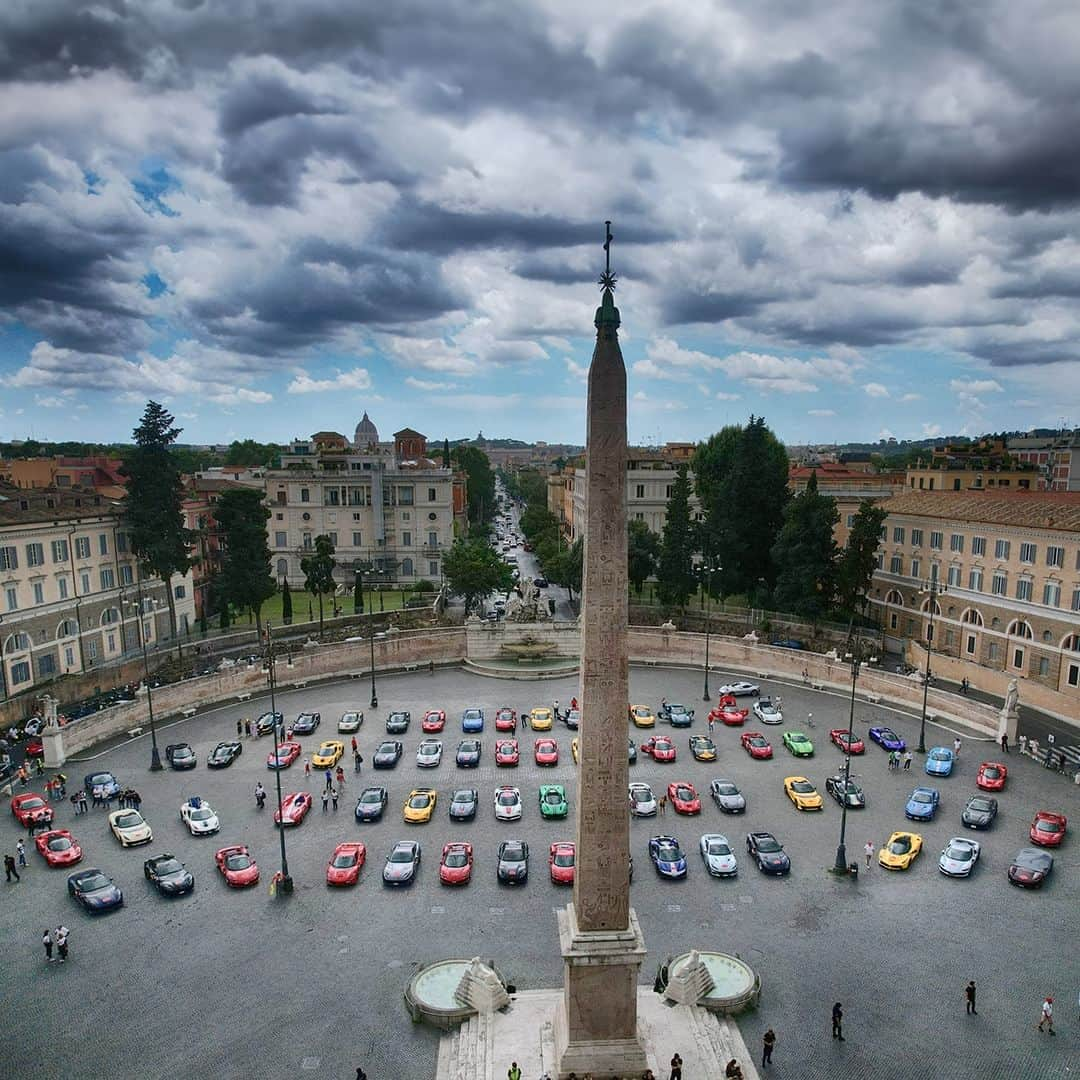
759;851;788;865
189;816;219;831
383;863;414;879
939;855;973;872
706;853;737;872
499;860;527;873
717;794;745;809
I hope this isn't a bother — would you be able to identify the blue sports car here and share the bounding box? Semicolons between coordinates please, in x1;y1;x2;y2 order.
648;835;688;879
869;726;906;752
925;747;955;776
462;707;484;733
905;786;940;821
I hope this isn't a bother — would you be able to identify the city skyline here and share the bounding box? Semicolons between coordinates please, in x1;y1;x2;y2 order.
3;2;1079;446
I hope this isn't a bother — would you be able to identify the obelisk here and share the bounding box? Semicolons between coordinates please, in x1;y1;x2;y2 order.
555;223;648;1078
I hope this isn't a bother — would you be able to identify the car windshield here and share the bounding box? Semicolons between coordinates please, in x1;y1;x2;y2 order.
553;852;574;867
675;787;694;800
226;854;250;870
912;793;931;803
377;743;397;753
716;783;737;796
390;713;406;722
409;795;430;808
444;852;468;868
464;710;481;719
497;792;518;805
116;812;142;828
879;729;896;740
707;841;731;855
21;797;45;810
750;737;766;747
49;837;72;850
931;750;949;760
502;845;525;860
452;792;473;804
792;781;814;793
655;740;672;750
756;836;780;852
657;844;682;861
390;848;414;863
984;766;1001;778
342;714;360;723
359;791;382;804
190;808;213;820
544;791;563;803
631;788;652;802
889;838;912;854
156;859;183;874
461;742;479;752
333;853;357;868
1035;820;1059;832
968;798;992;811
421;743;439;753
946;845;972;861
789;733;807;742
89;774;112;786
81;873;110;891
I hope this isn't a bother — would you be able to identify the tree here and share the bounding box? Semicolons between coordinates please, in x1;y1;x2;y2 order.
715;416;790;598
836;499;888;616
442;537;514;613
301;534;337;638
691;425;742;515
226;438;280;468
121;401;193;659
281;578;293;624
627;520;660;595
453;445;497;526
769;471;839;620
214;488;276;637
442;438;451;469
656;465;697;606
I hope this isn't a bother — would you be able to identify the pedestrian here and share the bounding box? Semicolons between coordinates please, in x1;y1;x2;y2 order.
335;765;345;788
17;764;29;787
244;719;253;737
43;928;54;962
1037;996;1054;1034
78;790;88;815
254;782;267;809
350;736;358;754
961;677;969;695
669;1052;683;1080
71;791;81;815
953;737;961;759
354;750;363;774
43;778;53;802
658;794;667;815
1000;732;1010;753
903;750;913;770
55;924;69;963
508;1063;522;1080
553;699;561;722
16;839;27;867
56;772;67;797
303;757;311;776
4;854;19;882
356;1068;367;1080
864;840;874;868
831;1002;845;1040
521;710;529;731
321;789;329;812
34;756;44;776
236;719;243;738
708;715;716;736
762;1028;776;1065
331;786;339;810
324;769;333;791
129;790;141;811
965;981;977;1015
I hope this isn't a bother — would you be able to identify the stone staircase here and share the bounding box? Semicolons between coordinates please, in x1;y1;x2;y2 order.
436;1010;495;1080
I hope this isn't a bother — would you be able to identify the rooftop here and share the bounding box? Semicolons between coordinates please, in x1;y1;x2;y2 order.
881;490;1080;532
0;482;120;526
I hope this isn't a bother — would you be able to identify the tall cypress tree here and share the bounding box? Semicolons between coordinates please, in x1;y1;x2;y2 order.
281;578;293;624
837;499;888;616
442;438;452;468
656;465;697;606
770;471;839;620
301;534;337;637
215;488;276;637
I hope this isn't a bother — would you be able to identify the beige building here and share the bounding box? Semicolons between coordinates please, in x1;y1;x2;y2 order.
870;491;1080;695
0;483;195;702
789;464;906;548
265;415;465;587
905;437;1038;493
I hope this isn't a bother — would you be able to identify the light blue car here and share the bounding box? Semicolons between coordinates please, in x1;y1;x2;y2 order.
905;786;940;821
925;747;955;776
462;707;484;733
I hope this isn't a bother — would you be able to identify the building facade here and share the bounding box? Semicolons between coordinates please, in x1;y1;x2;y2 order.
1009;432;1080;492
869;491;1080;695
789;464;906;548
0;483;195;702
264;418;465;588
0;456;127;498
905;437;1038;493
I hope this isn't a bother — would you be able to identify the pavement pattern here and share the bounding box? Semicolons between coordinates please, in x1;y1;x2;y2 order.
1;665;1076;1080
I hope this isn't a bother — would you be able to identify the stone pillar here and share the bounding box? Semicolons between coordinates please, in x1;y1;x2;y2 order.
998;677;1020;746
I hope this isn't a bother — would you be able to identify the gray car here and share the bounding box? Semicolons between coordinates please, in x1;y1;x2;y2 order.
709;778;746;813
382;840;420;885
497;839;529;884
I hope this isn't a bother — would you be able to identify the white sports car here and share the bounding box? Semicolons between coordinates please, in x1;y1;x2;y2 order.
939;837;980;878
416;739;443;768
109;809;153;847
628;782;657;817
717;681;760;697
493;786;522;821
699;834;738;877
753;698;783;724
179;798;220;836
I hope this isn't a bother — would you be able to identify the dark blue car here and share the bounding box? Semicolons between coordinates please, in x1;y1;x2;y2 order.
68;867;124;912
905;786;940;821
462;707;484;733
869;726;906;752
648;835;688;879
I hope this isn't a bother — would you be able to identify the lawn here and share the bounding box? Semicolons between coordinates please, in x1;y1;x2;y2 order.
223;587;419;630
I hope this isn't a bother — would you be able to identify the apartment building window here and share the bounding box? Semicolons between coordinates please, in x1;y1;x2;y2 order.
846;514;856;527
58;577;69;599
950;534;964;553
1069;664;1079;688
1038;657;1050;677
966;635;977;655
944;629;954;646
87;640;98;661
39;654;56;677
994;539;1010;560
947;566;961;587
98;533;108;555
400;557;414;576
119;565;133;586
276;491;287;506
1072;588;1080;612
892;527;905;543
51;539;69;563
1043;581;1061;607
987;643;1000;662
428;487;437;502
300;488;310;503
26;542;45;567
428;531;439;548
968;568;983;591
10;661;30;685
930;531;943;550
401;532;412;547
32;582;44;604
910;558;920;579
327;489;340;506
971;536;986;556
275;531;287;548
1013;647;1024;670
1016;578;1033;602
911;529;923;547
991;571;1007;596
302;533;313;550
429;561;439;577
74;536;91;559
889;555;903;574
64;645;75;667
351;532;362;547
874;553;884;570
635;484;645;499
100;568;115;590
1045;545;1064;568
353;513;362;522
116;532;128;553
327;532;338;547
1019;542;1036;564
398;487;414;506
0;546;18;571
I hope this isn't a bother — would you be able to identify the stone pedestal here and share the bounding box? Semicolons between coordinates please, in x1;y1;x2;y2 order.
665;949;715;1006
555;903;648;1078
42;728;66;768
454;958;510;1014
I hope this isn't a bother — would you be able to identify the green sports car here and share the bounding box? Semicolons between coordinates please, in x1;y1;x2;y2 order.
539;784;569;819
782;731;814;757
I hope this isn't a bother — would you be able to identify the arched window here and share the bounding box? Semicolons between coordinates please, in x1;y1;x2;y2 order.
885;589;904;607
100;607;121;626
920;597;941;615
400;557;414;577
276;558;288;578
1061;633;1080;652
961;608;984;626
1006;619;1033;640
4;632;31;655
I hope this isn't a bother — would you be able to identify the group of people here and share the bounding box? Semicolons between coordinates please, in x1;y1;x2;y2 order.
886;749;914;770
42;926;71;963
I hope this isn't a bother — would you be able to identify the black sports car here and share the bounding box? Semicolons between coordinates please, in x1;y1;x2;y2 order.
355;787;389;821
207;741;242;768
497;840;529;884
746;831;791;875
255;712;284;736
456;739;482;767
449;788;479;820
825;775;866;808
68;867;124;912
292;712;321;735
961;794;998;830
373;741;403;769
165;743;197;770
143;853;195;896
386;710;411;734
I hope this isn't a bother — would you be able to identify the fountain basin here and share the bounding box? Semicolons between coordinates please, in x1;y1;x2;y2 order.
667;951;760;1014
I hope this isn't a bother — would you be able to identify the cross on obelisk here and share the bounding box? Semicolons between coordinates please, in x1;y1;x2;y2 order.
555;222;648;1078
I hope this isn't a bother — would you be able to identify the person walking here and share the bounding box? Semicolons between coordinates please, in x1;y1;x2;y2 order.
864;840;874;868
965;981;977;1015
304;758;311;777
669;1051;683;1079
43;928;54;963
903;750;913;770
521;711;529;731
78;790;88;815
16;839;27;868
335;765;345;788
254;782;266;809
330;786;339;811
324;769;333;792
129;790;142;811
55;925;69;963
350;736;358;755
553;699;561;723
1000;732;1010;753
236;719;243;738
321;789;329;813
1037;996;1054;1034
658;793;667;815
508;1063;522;1080
831;1002;845;1040
244;718;253;737
5;854;20;882
953;737;961;759
961;677;969;695
762;1028;776;1066
354;749;363;774
708;714;716;737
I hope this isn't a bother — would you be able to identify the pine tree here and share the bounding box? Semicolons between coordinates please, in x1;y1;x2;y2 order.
442;438;452;469
282;578;293;624
215;488;276;638
770;471;839;620
301;534;337;637
628;519;660;595
656;465;697;606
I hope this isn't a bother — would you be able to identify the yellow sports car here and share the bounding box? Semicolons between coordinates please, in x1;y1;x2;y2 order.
629;704;655;728
403;788;437;824
311;740;345;768
784;776;824;811
571;737;580;764
529;707;554;731
878;831;923;870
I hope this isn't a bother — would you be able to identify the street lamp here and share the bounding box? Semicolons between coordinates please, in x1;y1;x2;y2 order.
368;616;379;709
916;577;947;755
699;560;722;701
264;623;293;895
128;593;163;772
833;635;865;874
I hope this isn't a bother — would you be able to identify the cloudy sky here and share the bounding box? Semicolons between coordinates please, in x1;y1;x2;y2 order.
3;0;1079;448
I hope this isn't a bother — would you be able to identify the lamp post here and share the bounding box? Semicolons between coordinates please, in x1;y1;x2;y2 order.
265;623;293;894
699;560;721;701
833;638;863;874
916;577;947;755
368;613;379;709
129;593;163;771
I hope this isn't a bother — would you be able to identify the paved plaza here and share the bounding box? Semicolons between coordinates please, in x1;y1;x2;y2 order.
1;665;1076;1079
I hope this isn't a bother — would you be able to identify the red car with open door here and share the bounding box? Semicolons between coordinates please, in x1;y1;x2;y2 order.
640;735;677;762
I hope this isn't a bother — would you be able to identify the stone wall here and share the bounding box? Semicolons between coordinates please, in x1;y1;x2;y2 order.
464;617;582;661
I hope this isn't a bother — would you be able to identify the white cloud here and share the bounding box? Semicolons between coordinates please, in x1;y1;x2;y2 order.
949;378;1004;394
863;382;890;398
565;358;588;383
921;423;943;437
715;391;741;401
632;390;649;401
405;376;455;391
287;367;372;394
878;428;896;440
808;408;836;416
898;393;922;403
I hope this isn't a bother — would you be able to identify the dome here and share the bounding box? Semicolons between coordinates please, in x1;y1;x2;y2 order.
354;411;379;449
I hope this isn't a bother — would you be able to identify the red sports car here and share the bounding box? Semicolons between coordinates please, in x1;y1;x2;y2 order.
667;781;701;815
976;761;1008;791
11;793;54;826
718;693;739;709
641;736;677;762
534;738;559;766
267;740;302;769
422;709;447;733
326;842;366;886
495;739;520;767
35;829;83;866
741;731;773;760
549;841;576;885
274;791;313;826
24;738;44;758
1029;811;1067;847
495;708;517;732
710;703;748;726
439;842;473;885
829;729;865;755
215;845;260;888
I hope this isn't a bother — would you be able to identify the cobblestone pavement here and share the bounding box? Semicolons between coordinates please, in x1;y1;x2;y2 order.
1;666;1075;1080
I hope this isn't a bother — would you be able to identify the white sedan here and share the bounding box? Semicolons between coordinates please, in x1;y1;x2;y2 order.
753;698;783;724
493;786;522;821
699;834;738;877
416;739;443;768
109;808;153;847
717;681;760;697
179;798;220;836
939;837;981;878
628;782;657;817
